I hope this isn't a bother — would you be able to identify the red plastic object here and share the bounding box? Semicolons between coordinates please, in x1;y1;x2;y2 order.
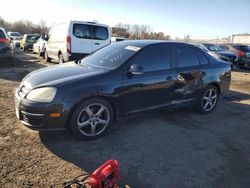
87;159;120;188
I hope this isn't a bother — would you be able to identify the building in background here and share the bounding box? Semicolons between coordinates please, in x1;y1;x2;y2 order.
232;34;250;44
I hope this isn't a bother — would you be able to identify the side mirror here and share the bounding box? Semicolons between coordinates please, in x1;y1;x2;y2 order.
128;64;144;75
44;34;49;41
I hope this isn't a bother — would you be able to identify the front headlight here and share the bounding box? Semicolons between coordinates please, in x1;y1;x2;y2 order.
26;87;57;103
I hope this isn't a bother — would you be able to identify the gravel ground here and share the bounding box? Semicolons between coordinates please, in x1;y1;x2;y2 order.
0;50;250;188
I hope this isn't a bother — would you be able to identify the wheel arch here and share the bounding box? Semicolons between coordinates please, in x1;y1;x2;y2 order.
64;95;117;129
206;82;221;94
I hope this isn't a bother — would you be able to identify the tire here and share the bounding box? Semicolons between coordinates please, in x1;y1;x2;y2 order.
58;53;64;64
44;50;51;62
70;98;114;140
196;85;219;114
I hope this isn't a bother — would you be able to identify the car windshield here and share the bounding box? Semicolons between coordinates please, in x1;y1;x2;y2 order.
27;35;40;41
206;44;224;52
80;42;140;69
10;32;21;37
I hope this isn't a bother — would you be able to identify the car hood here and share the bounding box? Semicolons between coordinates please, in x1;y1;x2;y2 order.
22;61;105;89
215;51;236;57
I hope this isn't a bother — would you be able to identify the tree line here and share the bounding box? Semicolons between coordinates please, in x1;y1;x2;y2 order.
113;22;171;40
0;17;49;34
0;17;171;40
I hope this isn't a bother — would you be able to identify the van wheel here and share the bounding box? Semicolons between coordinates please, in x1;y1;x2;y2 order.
70;98;114;140
44;50;51;62
58;54;64;64
196;85;219;114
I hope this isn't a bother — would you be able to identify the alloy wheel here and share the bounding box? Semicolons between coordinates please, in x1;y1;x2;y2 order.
77;103;110;137
202;88;217;112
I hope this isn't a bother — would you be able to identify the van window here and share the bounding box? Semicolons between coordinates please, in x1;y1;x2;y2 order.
73;24;109;40
92;26;108;40
73;24;91;39
176;45;200;68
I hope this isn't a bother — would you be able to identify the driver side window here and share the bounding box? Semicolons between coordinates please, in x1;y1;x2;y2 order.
130;44;172;72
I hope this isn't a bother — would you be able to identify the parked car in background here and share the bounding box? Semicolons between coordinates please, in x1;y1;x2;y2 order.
220;44;250;69
219;44;230;51
203;43;237;66
111;36;126;43
33;35;47;57
192;43;232;65
44;21;111;63
15;40;231;139
7;31;22;47
20;34;40;51
0;28;14;63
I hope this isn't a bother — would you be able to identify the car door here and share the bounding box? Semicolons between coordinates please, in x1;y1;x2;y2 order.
71;23;93;54
173;44;208;102
91;25;110;52
121;43;176;115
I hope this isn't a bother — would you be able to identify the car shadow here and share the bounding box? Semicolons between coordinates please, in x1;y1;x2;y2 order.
39;90;250;188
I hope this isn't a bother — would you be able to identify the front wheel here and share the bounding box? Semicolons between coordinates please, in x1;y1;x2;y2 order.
196;85;219;114
70;98;114;140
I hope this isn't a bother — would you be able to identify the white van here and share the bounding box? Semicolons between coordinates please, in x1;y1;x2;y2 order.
44;21;111;63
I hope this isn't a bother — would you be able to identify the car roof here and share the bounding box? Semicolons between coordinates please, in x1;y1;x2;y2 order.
119;40;193;48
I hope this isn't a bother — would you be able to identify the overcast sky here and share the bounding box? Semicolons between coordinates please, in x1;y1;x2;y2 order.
1;0;250;39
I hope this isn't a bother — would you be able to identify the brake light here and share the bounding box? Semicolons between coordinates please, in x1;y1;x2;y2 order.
66;36;71;54
237;51;245;58
0;38;10;43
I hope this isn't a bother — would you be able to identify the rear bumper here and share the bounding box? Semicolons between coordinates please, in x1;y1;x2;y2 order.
0;48;12;59
24;43;34;49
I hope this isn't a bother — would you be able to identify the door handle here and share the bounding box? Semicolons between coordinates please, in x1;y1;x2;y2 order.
94;43;100;45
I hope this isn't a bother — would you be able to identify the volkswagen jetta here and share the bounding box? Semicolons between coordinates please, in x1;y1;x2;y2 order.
15;40;231;139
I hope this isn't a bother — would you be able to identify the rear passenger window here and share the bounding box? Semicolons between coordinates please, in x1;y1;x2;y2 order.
197;50;209;65
0;30;6;38
130;44;171;72
93;26;108;40
73;24;91;39
176;46;199;67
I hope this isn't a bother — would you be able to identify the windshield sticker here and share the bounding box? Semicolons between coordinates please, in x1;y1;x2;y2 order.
125;46;141;52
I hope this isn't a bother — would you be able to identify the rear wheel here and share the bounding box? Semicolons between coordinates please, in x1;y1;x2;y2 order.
70;98;114;140
196;85;219;114
44;50;51;62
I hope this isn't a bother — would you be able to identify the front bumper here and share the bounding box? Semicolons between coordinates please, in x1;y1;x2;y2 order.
14;89;72;130
24;43;34;50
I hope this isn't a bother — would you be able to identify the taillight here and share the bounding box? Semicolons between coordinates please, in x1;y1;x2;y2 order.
0;38;10;43
66;36;71;54
237;51;245;58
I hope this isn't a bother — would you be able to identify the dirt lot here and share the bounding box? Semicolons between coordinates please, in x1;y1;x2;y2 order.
1;50;250;188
